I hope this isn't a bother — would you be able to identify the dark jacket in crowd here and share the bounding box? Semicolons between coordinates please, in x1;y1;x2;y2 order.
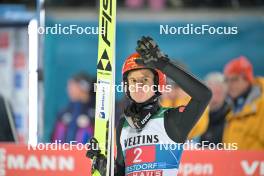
0;95;16;142
201;101;230;144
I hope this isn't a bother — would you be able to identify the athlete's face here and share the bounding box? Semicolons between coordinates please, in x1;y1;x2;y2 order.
127;69;155;103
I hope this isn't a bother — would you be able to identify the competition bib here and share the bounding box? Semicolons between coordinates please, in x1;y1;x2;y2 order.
120;108;184;176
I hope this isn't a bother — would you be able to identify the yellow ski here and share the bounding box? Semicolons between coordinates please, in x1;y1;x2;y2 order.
93;0;116;175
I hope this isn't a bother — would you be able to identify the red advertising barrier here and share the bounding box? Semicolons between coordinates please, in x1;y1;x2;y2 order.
0;143;91;176
0;143;263;176
179;149;264;176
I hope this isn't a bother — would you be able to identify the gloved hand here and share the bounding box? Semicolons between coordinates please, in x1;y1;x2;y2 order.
135;36;169;69
86;137;106;176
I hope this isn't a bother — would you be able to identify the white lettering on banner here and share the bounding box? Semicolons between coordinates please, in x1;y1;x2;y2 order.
241;160;264;175
262;162;264;175
59;156;74;171
0;148;6;176
25;155;41;169
7;155;74;171
7;155;24;169
179;163;213;176
41;156;56;170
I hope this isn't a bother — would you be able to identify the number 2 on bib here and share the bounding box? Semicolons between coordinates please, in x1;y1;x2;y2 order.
126;146;156;166
133;148;142;163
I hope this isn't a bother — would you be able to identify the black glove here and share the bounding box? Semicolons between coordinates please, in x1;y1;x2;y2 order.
86;137;106;175
135;36;169;69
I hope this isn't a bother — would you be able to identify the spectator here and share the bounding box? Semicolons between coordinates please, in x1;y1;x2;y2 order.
125;0;166;10
200;72;230;145
51;72;95;144
223;56;264;150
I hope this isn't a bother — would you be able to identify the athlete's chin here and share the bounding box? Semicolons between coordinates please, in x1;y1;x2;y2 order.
131;95;151;103
135;99;147;103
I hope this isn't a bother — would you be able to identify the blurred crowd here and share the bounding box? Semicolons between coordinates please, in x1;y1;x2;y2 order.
0;55;263;150
47;0;264;8
161;56;264;149
1;0;264;9
50;55;264;150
